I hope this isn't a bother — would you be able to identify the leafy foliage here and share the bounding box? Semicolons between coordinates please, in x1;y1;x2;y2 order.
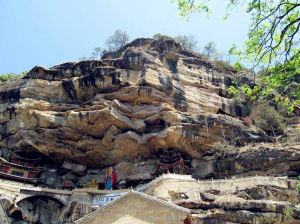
229;84;262;103
242;0;300;67
172;0;299;112
264;53;300;111
229;54;299;112
153;33;199;51
214;60;236;73
153;33;170;40
254;103;286;136
0;71;27;83
171;0;211;18
284;205;293;220
79;29;129;61
171;0;300;68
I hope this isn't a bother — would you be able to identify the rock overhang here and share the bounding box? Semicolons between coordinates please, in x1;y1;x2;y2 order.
0;37;264;167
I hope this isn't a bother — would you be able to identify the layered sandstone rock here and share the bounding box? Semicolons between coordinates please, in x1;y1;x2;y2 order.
192;143;300;179
141;174;300;224
0;37;264;168
0;37;299;224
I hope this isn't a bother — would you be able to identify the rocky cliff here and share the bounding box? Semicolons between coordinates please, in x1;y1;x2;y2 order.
0;37;299;223
0;37;263;168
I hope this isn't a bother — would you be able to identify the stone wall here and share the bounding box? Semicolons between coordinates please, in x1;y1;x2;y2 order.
142;174;296;202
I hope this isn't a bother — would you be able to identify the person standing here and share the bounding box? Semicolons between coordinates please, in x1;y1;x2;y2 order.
105;167;117;190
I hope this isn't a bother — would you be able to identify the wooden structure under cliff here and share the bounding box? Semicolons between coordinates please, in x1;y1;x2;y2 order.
0;149;41;184
153;149;195;176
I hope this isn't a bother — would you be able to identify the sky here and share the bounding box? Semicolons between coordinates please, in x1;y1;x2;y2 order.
0;0;251;74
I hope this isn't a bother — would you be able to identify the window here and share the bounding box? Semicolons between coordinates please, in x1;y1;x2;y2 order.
11;170;24;177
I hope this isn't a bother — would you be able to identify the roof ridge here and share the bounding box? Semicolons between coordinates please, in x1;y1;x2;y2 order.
74;190;190;224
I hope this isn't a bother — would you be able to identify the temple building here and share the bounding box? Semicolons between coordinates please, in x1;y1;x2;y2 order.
75;190;191;224
0;149;41;184
153;149;195;176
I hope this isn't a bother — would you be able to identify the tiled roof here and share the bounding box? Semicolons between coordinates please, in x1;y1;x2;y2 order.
75;190;190;224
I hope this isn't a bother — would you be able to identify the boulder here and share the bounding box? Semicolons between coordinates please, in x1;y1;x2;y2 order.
61;160;86;173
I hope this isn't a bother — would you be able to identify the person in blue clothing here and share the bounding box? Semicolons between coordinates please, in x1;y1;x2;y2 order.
105;167;117;190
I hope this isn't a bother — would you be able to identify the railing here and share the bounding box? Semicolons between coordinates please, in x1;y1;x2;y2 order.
0;156;41;171
135;174;194;192
135;173;291;192
0;174;293;197
0;171;38;184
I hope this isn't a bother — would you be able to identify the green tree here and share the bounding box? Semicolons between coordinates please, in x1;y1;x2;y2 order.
79;30;128;61
0;71;27;83
174;35;198;51
202;41;217;59
90;47;107;59
172;0;300;112
105;29;129;51
79;47;107;61
254;103;286;138
153;33;169;40
171;0;300;68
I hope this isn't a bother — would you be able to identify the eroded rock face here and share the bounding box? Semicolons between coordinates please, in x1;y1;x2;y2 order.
192;143;300;179
17;196;63;224
0;37;264;167
146;174;300;224
59;200;95;223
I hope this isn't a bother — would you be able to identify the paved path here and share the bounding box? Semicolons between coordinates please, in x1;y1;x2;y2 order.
0;174;296;203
